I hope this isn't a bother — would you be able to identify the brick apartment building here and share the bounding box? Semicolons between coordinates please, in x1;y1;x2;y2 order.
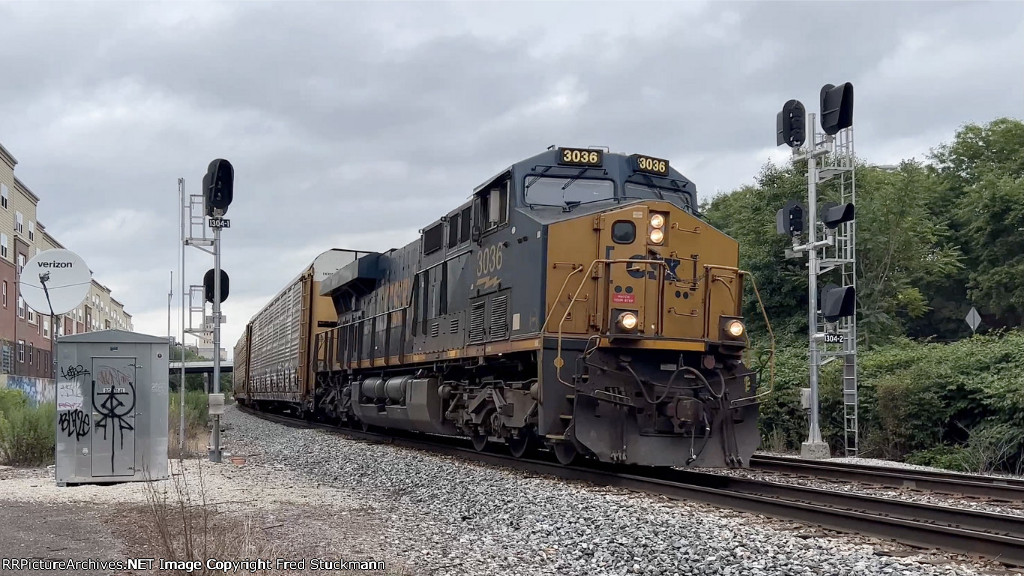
0;141;132;380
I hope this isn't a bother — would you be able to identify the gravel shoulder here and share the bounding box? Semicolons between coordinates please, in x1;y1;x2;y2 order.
0;450;409;575
3;409;1021;576
218;406;1024;576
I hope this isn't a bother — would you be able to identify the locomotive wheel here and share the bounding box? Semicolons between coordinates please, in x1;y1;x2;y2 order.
507;432;536;458
471;433;489;452
553;442;578;465
360;420;371;432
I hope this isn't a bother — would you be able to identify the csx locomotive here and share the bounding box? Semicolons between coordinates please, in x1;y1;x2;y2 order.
234;147;764;467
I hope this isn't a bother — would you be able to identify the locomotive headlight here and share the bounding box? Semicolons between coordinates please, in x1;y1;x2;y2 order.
649;228;665;244
726;319;745;338
617;312;639;331
650;213;665;229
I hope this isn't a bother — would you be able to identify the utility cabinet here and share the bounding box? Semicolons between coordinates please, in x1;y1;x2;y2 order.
54;330;169;486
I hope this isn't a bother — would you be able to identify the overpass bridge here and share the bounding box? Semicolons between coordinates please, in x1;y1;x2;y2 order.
169;360;233;375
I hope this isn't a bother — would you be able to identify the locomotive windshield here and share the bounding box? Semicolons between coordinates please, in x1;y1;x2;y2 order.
623;182;694;213
524;177;615;209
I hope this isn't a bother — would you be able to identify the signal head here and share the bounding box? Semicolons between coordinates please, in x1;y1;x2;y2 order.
776;200;806;236
821;284;856;322
204;159;234;217
820;201;855;229
820;82;854;136
203;268;230;304
776;99;806;148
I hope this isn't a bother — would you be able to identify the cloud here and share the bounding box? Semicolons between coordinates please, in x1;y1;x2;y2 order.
0;1;1019;354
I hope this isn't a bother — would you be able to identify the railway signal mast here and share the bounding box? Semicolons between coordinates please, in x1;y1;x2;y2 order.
776;82;858;459
182;160;233;463
203;159;233;463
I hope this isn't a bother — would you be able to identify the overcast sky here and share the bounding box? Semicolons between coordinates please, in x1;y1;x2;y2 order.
0;1;1021;357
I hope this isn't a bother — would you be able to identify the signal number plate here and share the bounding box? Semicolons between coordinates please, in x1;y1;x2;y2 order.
632;154;670;176
558;148;603;167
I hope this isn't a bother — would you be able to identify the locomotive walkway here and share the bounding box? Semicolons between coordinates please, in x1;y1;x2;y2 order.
238;406;1024;568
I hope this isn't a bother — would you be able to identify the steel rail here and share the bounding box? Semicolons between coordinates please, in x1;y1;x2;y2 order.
751;454;1024;502
236;406;1024;566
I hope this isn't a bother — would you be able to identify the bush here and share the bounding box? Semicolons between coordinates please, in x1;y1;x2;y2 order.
755;345;846;454
0;390;55;466
169;390;209;458
0;388;27;415
762;330;1024;469
906;445;971;472
907;423;1024;474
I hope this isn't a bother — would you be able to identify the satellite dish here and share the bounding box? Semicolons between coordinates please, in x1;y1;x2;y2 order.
19;249;92;316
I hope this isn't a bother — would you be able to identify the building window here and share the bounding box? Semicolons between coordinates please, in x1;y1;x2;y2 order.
2;281;6;308
17;340;24;363
28;347;32;365
0;183;6;209
28;308;34;324
15;211;23;234
17;296;24;319
28;221;34;242
1;233;7;258
43;318;49;337
17;254;24;274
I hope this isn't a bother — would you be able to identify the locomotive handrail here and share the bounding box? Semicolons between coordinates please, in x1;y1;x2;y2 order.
539;262;586;333
550;257;670;387
730;270;776;407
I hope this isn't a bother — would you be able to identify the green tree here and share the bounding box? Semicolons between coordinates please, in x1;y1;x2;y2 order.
849;162;962;346
703;163;809;343
932;117;1024;328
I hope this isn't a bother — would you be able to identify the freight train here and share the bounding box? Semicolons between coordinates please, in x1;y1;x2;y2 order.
234;147;766;467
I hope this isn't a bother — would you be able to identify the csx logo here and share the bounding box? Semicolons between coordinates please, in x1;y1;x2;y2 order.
627;254;681;281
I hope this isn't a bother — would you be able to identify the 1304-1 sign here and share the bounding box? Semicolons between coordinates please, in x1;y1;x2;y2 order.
632;154;670;176
558;148;603;167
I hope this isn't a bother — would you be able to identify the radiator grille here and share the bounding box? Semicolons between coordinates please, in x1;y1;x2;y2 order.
468;301;486;344
490;294;509;340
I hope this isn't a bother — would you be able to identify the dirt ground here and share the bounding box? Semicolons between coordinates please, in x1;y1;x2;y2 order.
0;463;411;576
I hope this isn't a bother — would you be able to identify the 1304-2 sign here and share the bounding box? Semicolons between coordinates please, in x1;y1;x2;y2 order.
632;154;670;176
558;148;603;167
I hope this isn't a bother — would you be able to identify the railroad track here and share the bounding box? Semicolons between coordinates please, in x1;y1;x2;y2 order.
751;454;1024;501
235;406;1024;567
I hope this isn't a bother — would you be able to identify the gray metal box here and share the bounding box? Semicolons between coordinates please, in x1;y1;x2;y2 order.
55;330;169;486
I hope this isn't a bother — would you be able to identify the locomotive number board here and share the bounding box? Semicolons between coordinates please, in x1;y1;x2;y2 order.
558;147;603;167
631;154;670;176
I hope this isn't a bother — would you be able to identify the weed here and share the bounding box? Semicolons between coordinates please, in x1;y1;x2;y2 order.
0;390;54;466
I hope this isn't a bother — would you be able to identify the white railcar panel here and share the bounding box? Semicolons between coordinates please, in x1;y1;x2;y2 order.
250;279;303;398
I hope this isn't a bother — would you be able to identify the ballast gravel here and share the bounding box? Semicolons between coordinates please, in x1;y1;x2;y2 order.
222;406;1020;576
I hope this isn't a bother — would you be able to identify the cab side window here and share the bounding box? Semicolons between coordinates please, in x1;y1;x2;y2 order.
479;181;509;232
